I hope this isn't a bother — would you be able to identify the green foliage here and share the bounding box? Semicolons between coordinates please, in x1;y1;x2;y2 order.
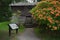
0;0;12;22
19;24;25;32
30;1;60;30
0;21;10;31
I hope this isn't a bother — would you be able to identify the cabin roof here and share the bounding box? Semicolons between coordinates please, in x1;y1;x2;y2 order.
9;2;37;6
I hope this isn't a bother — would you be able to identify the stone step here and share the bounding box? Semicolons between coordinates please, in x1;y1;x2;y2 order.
25;24;33;28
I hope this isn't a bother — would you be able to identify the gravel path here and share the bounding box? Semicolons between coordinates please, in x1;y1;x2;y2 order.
17;28;40;40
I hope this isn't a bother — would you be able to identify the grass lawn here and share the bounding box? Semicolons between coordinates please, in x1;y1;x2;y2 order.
0;21;9;31
34;27;60;40
0;21;10;40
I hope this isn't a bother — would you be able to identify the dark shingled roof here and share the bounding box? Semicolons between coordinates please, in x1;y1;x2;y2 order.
9;2;37;6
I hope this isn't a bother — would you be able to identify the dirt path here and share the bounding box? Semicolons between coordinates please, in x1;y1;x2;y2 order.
17;28;40;40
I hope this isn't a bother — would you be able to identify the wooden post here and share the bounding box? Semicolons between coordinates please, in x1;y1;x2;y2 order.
16;29;18;34
9;25;11;36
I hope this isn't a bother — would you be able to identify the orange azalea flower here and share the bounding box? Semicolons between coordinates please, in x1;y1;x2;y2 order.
57;10;60;13
36;10;40;13
51;11;54;14
43;16;47;20
55;13;59;17
47;16;52;19
43;8;47;10
47;7;52;10
57;7;60;11
55;20;59;23
43;12;46;14
47;17;53;23
53;26;57;30
48;19;53;24
38;14;43;17
54;10;58;12
51;1;57;5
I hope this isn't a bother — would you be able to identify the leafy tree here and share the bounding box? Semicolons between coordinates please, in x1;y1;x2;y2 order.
0;0;13;22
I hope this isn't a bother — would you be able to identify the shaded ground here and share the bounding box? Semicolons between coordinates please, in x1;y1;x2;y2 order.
9;31;18;40
17;28;40;40
34;27;60;40
39;31;60;40
0;30;9;40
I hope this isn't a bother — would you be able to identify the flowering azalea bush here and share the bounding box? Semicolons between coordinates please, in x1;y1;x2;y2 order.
30;1;60;30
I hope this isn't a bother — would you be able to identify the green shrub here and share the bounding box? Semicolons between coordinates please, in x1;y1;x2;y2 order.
30;1;60;30
0;0;12;22
19;24;25;32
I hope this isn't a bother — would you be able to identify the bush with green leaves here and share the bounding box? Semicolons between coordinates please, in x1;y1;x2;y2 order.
0;0;12;22
30;1;60;30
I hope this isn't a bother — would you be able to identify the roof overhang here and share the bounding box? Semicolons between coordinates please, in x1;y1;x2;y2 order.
9;2;37;6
